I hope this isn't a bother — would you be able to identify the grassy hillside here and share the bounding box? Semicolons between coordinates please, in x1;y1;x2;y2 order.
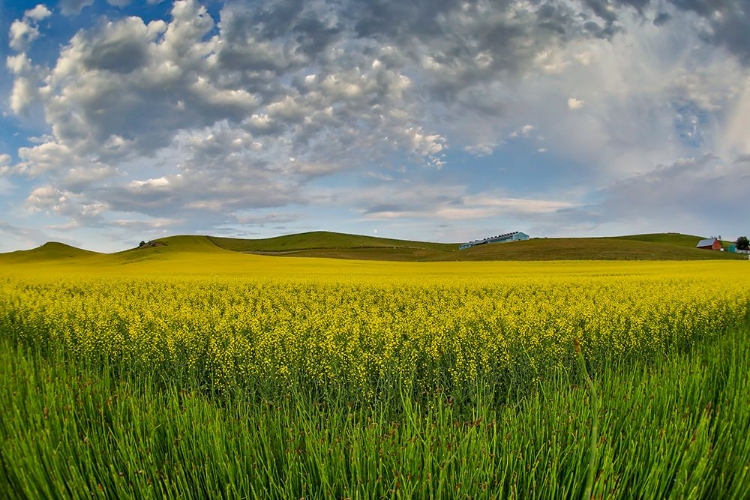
0;242;100;264
1;232;745;267
613;233;710;248
211;232;744;261
0;236;242;272
117;235;228;255
446;237;744;261
209;231;457;253
101;235;239;268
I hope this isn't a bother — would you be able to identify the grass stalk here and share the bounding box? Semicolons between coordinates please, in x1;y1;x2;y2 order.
574;337;599;500
2;322;750;498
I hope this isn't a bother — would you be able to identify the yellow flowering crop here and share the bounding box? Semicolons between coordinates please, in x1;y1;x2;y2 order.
1;258;748;398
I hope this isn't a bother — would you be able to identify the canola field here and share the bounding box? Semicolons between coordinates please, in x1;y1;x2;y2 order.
1;257;749;498
1;260;748;398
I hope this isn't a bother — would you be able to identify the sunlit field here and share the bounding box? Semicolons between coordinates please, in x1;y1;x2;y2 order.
1;253;749;498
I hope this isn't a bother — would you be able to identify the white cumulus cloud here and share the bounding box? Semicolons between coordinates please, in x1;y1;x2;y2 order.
567;97;585;110
8;5;52;51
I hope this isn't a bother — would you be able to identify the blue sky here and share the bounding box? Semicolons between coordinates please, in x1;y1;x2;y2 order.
1;0;749;252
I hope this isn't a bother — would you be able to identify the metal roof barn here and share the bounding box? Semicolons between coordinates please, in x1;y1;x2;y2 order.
460;231;529;250
696;238;722;250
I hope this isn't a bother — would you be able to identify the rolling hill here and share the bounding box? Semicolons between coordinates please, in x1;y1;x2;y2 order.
0;242;100;264
446;236;741;261
0;232;745;265
208;231;456;253
208;231;744;261
614;233;715;248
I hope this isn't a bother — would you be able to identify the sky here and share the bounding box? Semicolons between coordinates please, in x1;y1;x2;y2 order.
1;0;749;252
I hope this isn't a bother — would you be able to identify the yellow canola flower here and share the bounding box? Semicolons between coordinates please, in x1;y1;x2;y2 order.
0;260;748;396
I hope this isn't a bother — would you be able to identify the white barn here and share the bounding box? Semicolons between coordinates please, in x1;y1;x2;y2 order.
459;231;529;250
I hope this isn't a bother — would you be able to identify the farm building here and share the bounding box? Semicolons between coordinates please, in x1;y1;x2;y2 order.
696;238;722;250
459;231;529;250
728;244;750;254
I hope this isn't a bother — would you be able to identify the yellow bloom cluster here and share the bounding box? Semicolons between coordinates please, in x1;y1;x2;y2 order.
1;261;748;396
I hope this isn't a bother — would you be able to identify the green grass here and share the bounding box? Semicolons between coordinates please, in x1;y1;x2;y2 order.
109;236;232;265
210;231;745;261
613;232;707;247
0;242;100;264
448;237;745;261
258;236;744;261
2;322;749;498
2;232;745;265
209;231;457;253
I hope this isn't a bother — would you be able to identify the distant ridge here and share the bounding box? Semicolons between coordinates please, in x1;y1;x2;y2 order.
118;235;230;254
0;232;745;264
613;233;709;248
0;242;100;263
209;231;456;253
209;231;742;261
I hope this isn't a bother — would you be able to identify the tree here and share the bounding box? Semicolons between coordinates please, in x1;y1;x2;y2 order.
737;236;749;251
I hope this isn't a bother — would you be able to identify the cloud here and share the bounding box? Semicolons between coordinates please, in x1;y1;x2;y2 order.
6;50;56;116
4;0;750;241
15;142;77;176
24;184;110;229
492;11;748;183
463;143;496;156
110;217;177;230
511;125;536;138
233;212;301;226
718;78;750;157
571;1;750;65
664;0;750;65
14;0;438;166
8;5;52;51
567;97;585;110
653;12;671;26
349;182;577;223
25;185;72;213
601;155;748;215
547;155;750;235
0;177;12;195
366;171;394;181
61;0;95;16
0;220;50;250
26;5;53;21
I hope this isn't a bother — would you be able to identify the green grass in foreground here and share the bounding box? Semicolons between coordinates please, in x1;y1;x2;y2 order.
1;325;749;499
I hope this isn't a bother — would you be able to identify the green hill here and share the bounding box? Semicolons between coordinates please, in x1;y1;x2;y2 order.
613;233;707;248
108;235;233;265
209;231;457;253
1;232;744;266
444;237;743;261
209;232;744;261
119;235;228;254
0;242;100;264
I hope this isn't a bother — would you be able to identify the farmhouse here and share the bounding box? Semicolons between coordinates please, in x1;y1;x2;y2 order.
696;238;722;250
459;231;529;250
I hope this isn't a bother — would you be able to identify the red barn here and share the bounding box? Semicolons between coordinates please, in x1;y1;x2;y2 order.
696;238;722;250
